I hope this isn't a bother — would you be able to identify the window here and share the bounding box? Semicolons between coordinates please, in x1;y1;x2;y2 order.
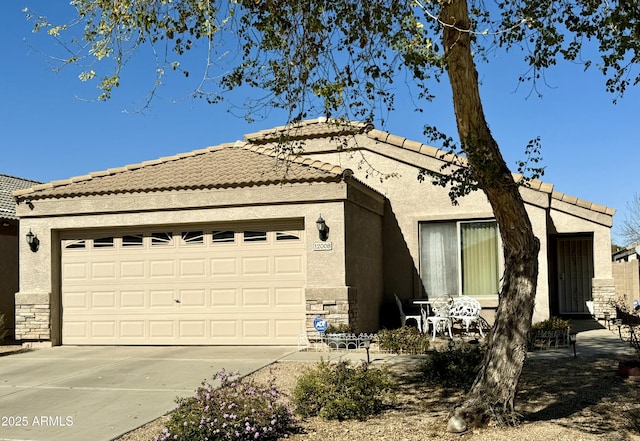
212;230;235;243
64;239;86;249
243;230;267;243
276;231;301;241
419;220;500;297
122;234;144;247
181;231;204;244
151;232;173;246
93;237;114;248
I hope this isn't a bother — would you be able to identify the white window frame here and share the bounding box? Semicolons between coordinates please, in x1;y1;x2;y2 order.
419;219;503;298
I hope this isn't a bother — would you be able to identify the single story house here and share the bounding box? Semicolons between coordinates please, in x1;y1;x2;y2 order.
1;174;42;340
13;118;616;346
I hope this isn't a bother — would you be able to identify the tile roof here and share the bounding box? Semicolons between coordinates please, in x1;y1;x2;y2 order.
244;117;370;144
246;118;614;216
12;118;615;217
13;143;344;201
0;174;41;220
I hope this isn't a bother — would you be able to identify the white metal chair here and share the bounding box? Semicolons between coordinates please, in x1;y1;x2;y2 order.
424;296;453;340
394;293;423;333
449;296;484;337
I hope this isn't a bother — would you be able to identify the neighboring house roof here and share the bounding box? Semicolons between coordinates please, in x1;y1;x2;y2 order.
0;174;41;220
12;118;615;218
13;143;345;201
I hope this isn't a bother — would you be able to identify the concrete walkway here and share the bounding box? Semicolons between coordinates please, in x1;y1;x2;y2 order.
0;346;294;441
0;320;635;441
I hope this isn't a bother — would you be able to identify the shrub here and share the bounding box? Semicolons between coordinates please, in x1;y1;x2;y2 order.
376;327;430;354
324;323;353;334
530;316;571;332
293;360;396;421
155;369;296;441
421;340;486;391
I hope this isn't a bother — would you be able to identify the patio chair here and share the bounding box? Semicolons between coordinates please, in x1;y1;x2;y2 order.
424;295;453;340
449;296;484;337
394;293;423;333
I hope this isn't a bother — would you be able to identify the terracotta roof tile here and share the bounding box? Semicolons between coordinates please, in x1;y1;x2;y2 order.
15;145;344;201
245;117;369;144
0;174;41;220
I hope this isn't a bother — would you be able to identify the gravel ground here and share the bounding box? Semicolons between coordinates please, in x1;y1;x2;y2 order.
115;354;640;441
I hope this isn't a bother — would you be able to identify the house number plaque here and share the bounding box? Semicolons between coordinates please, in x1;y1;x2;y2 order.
313;241;332;251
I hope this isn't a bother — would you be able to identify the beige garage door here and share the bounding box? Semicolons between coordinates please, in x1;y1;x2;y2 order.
60;221;306;345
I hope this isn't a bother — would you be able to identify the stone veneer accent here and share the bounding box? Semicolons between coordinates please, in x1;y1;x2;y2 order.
592;278;616;319
305;299;358;333
14;292;50;341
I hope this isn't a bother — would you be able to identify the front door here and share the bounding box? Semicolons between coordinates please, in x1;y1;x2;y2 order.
556;235;594;315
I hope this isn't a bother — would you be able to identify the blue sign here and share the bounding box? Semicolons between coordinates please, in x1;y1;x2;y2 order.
313;316;328;333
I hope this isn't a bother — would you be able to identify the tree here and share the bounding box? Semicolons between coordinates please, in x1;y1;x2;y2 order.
27;0;639;428
620;193;640;246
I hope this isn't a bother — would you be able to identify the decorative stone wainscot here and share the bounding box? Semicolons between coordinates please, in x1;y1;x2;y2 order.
592;278;616;319
14;292;50;341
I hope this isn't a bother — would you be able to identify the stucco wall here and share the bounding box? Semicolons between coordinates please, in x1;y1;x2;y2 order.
0;226;18;339
549;200;613;280
344;196;384;333
303;136;555;321
17;181;361;344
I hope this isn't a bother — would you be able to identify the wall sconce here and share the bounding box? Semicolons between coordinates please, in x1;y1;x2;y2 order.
316;215;329;241
26;229;39;252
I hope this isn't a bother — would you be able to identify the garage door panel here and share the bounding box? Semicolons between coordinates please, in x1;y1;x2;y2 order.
92;321;117;338
63;262;88;280
120;261;146;278
149;320;175;338
149;260;175;278
91;291;117;309
179;321;206;338
210;258;237;276
274;255;304;275
242;257;270;275
179;289;207;307
211;289;238;306
62;223;305;345
120;290;145;308
180;259;207;277
149;290;176;308
91;262;117;279
275;287;305;306
242;288;270;306
242;320;270;338
120;321;145;338
210;320;238;338
64;291;89;309
275;320;305;338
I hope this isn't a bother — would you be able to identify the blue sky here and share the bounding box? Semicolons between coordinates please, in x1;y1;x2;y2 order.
1;1;638;244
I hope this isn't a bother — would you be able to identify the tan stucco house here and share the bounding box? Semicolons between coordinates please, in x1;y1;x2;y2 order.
1;174;41;340
13;119;616;346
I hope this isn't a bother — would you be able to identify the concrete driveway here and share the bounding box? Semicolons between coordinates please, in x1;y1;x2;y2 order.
0;346;295;441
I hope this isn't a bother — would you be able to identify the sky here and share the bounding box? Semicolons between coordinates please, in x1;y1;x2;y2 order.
1;1;638;244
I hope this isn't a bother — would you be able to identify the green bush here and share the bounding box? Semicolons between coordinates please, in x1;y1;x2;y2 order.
530;316;571;332
421;341;486;391
155;369;296;441
376;327;430;354
293;360;396;421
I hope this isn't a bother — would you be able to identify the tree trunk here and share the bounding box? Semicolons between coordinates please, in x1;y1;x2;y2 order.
439;0;541;426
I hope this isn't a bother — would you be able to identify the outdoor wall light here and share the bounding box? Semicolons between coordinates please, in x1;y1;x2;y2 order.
26;229;39;252
316;215;329;241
